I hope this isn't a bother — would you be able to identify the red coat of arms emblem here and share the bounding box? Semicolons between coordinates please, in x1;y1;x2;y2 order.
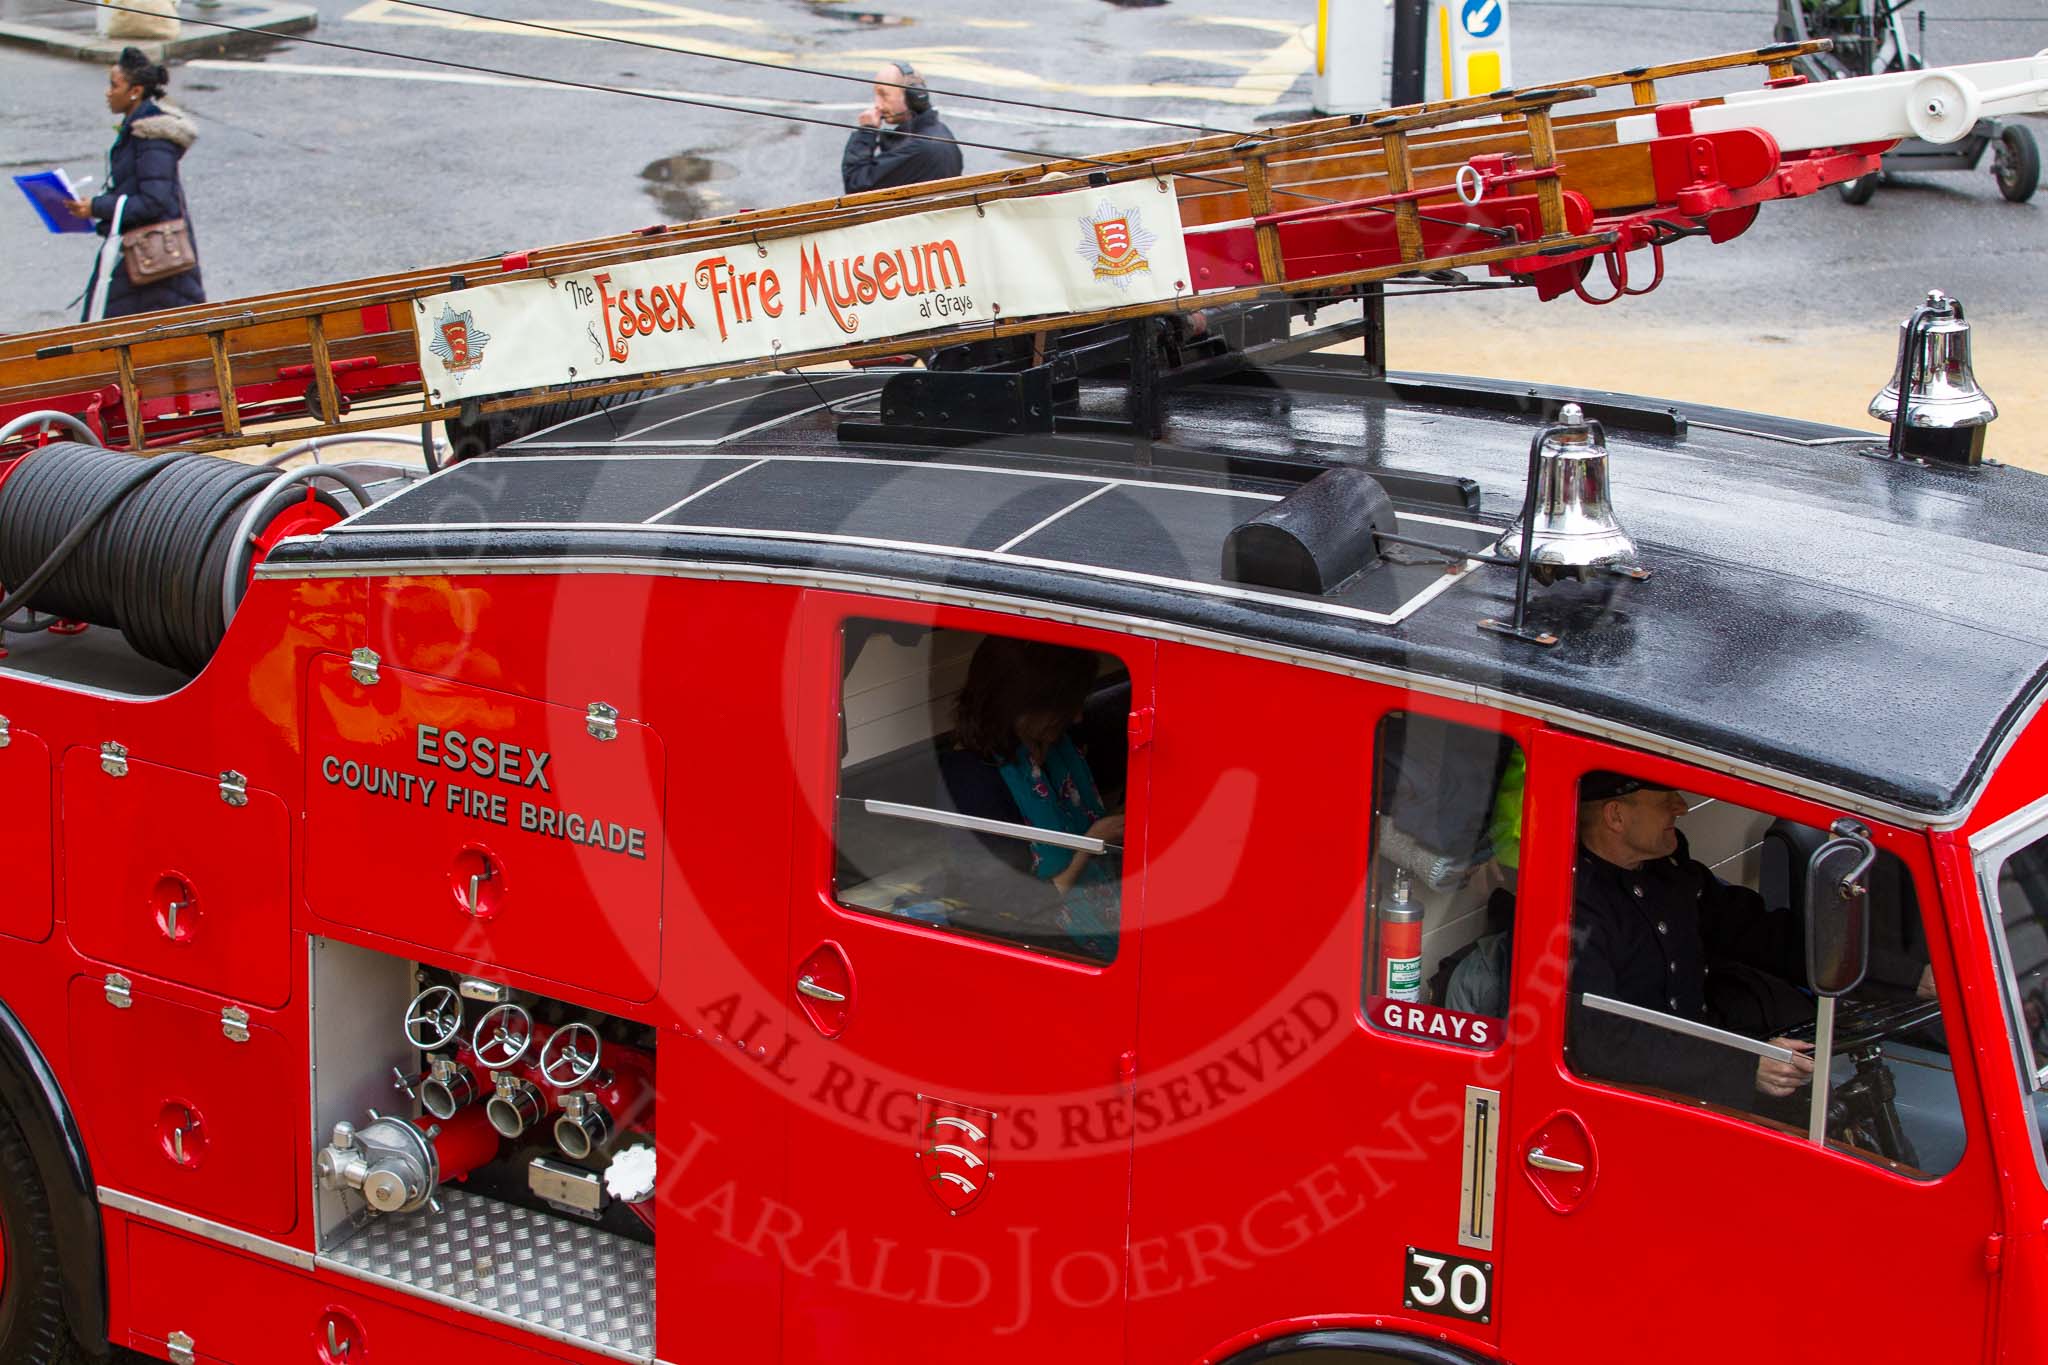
917;1096;995;1214
1078;206;1154;282
1093;217;1133;264
427;304;492;375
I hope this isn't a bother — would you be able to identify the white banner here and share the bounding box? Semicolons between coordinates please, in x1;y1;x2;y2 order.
416;180;1195;402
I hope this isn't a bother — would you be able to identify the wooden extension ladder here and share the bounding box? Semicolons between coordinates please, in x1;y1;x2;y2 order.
0;42;1827;458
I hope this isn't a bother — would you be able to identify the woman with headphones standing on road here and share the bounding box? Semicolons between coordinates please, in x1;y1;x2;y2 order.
841;60;964;194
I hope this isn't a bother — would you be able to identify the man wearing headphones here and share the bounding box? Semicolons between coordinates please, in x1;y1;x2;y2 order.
842;61;963;194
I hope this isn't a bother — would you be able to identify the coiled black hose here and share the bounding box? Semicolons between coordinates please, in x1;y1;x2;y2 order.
0;442;328;675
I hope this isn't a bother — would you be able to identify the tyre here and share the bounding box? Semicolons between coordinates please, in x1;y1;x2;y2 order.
1994;124;2040;204
0;1105;85;1363
1838;172;1881;205
442;386;644;461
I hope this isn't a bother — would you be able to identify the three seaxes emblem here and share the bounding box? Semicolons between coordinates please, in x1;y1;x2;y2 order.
1075;200;1157;288
918;1096;995;1214
427;303;491;374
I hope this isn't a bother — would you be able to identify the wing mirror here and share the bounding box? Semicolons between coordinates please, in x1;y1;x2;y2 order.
1804;819;1874;998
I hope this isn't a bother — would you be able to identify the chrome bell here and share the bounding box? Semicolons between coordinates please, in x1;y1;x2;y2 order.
1493;403;1640;583
1870;289;1997;464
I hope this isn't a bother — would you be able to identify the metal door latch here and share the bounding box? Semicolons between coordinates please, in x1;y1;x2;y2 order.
167;1331;196;1365
100;741;129;777
221;1006;250;1043
104;973;133;1009
218;770;248;806
796;975;847;1003
1525;1148;1586;1174
0;715;11;748
586;701;619;741
349;647;381;685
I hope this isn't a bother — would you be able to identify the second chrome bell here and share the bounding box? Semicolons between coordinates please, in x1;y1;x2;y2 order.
1494;403;1642;584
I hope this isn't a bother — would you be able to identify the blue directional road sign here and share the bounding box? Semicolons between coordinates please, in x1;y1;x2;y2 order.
1460;0;1504;39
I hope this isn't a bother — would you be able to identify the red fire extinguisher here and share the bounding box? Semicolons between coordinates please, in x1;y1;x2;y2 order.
1379;868;1424;1002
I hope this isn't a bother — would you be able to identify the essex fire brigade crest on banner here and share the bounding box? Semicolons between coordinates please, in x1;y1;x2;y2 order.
426;304;490;374
416;180;1192;402
918;1096;995;1214
1075;199;1159;287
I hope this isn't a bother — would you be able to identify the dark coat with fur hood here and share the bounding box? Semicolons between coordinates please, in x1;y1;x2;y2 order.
84;99;205;319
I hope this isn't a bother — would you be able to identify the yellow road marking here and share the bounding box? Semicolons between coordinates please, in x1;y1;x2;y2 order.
346;1;1310;106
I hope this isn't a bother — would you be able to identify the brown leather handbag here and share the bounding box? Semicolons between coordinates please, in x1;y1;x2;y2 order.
121;217;196;286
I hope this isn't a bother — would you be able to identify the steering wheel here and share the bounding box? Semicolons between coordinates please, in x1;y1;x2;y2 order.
472;1002;535;1070
402;985;463;1052
537;1022;603;1089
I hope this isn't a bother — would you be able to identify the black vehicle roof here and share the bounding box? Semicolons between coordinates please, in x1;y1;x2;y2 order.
268;363;2048;823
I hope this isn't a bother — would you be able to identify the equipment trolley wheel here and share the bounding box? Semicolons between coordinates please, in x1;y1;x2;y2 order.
1838;171;1881;205
1993;123;2040;205
0;1106;84;1363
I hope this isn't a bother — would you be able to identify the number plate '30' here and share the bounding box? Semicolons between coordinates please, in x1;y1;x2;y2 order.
1403;1245;1493;1324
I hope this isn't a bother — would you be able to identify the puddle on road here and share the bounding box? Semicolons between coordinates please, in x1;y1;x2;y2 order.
640;152;733;221
801;0;914;24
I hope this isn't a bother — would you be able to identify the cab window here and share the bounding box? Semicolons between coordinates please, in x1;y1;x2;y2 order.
1361;711;1522;1048
1984;828;2048;1183
832;619;1131;964
1566;771;1963;1178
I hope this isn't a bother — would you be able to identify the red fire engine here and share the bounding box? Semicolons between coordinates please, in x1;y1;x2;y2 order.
0;41;2045;1365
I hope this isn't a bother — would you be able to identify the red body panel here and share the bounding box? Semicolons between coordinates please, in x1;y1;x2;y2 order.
0;563;2037;1364
67;975;299;1237
122;1221;580;1364
777;595;1151;1361
1130;659;1512;1361
1498;733;1999;1362
62;752;294;1007
0;725;55;943
301;655;667;1002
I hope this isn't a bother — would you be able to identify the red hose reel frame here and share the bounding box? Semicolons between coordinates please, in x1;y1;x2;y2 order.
246;486;347;587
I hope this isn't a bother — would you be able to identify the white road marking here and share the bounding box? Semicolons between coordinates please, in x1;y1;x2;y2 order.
185;57;842;107
180;59;1221;129
341;0;1311;106
349;0;787;62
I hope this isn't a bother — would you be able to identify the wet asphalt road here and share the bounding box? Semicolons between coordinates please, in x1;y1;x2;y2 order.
0;0;2042;336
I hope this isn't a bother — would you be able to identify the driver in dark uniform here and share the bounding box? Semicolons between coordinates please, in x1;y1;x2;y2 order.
1568;772;1816;1111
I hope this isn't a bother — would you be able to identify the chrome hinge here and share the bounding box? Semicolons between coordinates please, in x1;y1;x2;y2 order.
1459;1085;1501;1253
0;715;10;748
100;741;129;777
221;1006;250;1044
167;1331;196;1365
104;973;133;1009
586;701;618;742
219;769;249;807
349;647;381;686
458;976;509;1004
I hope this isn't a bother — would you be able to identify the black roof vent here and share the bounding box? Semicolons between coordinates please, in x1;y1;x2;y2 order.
1222;467;1394;595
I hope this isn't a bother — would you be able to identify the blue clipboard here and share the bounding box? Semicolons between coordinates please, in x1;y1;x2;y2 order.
15;170;95;234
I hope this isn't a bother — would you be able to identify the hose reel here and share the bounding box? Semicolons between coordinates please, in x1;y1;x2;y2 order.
0;442;369;674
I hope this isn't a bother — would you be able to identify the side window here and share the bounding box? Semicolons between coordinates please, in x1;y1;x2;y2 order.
1985;832;2048;1186
832;619;1130;964
1362;711;1523;1049
1565;770;1964;1178
1990;836;2048;1080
